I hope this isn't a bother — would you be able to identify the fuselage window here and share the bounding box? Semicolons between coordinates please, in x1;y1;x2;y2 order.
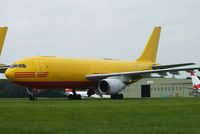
19;64;22;68
22;64;26;68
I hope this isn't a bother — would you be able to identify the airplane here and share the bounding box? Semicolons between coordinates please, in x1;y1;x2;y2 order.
1;26;200;100
65;89;110;99
189;72;200;97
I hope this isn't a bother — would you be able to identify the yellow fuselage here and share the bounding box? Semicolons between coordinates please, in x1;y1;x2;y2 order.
5;56;154;89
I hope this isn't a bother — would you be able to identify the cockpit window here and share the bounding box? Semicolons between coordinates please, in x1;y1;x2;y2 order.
10;64;27;68
10;64;18;68
22;64;26;68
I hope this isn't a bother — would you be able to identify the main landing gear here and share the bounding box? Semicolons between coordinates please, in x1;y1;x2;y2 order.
68;89;81;100
111;93;124;100
27;88;37;100
87;89;95;97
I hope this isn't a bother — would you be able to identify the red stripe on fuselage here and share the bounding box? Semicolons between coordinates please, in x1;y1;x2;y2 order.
37;75;48;78
15;72;35;74
14;72;49;78
15;76;35;78
13;81;98;89
15;72;36;78
37;72;49;78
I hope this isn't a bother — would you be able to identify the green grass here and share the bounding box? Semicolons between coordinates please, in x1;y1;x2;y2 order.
0;98;199;134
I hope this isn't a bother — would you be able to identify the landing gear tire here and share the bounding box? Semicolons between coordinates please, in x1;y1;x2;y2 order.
69;94;73;100
29;94;36;100
27;88;37;101
29;95;33;100
87;89;95;97
111;94;123;100
68;94;82;100
77;94;81;100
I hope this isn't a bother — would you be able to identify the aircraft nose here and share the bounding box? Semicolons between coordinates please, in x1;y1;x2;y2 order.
5;69;15;81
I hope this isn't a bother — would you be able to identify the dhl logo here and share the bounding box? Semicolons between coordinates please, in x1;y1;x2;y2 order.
37;72;49;78
15;72;35;78
14;72;49;78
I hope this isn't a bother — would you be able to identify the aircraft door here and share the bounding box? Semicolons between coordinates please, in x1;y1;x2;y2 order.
34;60;48;78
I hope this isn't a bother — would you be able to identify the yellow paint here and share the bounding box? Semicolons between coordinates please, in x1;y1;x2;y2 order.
136;26;161;62
0;27;8;55
5;27;161;85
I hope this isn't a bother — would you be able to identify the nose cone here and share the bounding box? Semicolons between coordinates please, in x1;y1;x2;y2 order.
5;69;15;81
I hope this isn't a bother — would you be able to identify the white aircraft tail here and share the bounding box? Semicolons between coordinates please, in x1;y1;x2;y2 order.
190;73;200;91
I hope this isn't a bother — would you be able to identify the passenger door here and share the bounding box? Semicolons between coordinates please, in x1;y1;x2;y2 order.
34;60;48;78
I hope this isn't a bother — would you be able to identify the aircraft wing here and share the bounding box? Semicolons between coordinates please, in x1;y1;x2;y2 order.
152;63;195;69
86;67;200;81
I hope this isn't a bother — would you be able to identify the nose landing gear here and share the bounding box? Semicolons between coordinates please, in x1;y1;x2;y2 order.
27;88;37;100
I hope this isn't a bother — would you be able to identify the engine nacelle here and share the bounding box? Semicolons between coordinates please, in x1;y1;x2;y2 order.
98;78;125;94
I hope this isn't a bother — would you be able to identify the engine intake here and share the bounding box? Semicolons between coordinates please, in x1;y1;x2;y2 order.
98;78;125;94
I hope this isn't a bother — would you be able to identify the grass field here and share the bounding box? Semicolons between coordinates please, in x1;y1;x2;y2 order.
0;97;199;134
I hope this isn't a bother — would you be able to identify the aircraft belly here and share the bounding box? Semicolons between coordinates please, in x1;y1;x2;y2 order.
14;81;98;89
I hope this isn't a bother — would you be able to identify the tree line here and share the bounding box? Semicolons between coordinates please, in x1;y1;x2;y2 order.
0;79;66;98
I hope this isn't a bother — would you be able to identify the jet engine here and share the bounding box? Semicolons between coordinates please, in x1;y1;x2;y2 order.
98;78;125;94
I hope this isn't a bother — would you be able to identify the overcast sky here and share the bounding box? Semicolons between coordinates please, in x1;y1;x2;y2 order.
0;0;200;77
